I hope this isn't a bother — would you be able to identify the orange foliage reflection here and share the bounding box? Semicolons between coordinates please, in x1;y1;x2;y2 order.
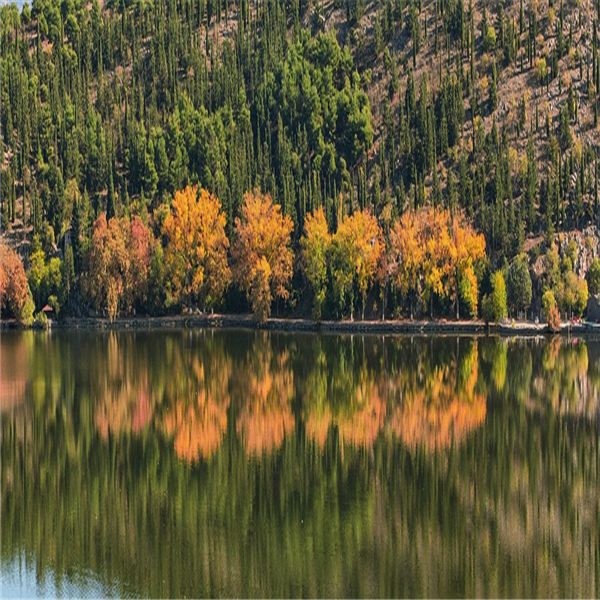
94;334;155;439
388;343;486;450
163;392;229;462
304;404;332;449
161;356;231;463
235;338;294;455
335;374;387;448
303;346;387;450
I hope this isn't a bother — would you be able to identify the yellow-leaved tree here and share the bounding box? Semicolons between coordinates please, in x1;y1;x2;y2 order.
232;190;294;322
301;207;331;320
389;207;486;319
162;186;231;311
331;208;383;320
421;207;454;316
449;213;486;318
389;210;425;319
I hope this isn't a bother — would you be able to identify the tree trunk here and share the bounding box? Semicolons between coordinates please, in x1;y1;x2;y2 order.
362;291;366;321
456;277;460;319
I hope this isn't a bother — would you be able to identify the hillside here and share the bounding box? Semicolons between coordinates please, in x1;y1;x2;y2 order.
1;0;599;321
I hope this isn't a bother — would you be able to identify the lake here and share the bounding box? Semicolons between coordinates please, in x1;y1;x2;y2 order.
1;329;599;598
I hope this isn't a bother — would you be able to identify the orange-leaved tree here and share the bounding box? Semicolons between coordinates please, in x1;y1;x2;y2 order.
162;186;231;311
85;214;154;320
389;207;485;319
232;190;293;321
0;244;33;323
389;210;425;319
126;216;154;312
420;207;454;316
301;206;331;320
330;208;383;320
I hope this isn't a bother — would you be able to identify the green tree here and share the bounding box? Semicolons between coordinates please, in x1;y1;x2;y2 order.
62;244;75;310
301;207;331;320
587;258;600;297
482;271;507;323
506;256;532;317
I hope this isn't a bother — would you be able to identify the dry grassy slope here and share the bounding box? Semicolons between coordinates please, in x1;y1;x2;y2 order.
308;0;600;270
315;0;600;180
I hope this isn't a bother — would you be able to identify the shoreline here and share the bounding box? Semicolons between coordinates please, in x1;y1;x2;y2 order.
2;313;599;336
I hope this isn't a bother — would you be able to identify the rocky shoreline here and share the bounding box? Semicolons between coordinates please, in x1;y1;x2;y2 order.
2;313;600;336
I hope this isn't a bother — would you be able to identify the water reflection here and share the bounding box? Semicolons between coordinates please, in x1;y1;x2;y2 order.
386;341;486;449
159;335;232;462
235;334;295;456
1;330;599;597
302;338;387;449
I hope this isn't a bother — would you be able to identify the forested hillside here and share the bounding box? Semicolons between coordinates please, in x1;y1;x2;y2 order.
1;0;599;323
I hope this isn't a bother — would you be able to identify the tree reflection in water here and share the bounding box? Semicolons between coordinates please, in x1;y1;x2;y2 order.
234;333;295;456
1;330;598;597
386;340;486;450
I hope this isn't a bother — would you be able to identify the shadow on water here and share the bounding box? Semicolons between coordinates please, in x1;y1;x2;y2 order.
1;330;599;597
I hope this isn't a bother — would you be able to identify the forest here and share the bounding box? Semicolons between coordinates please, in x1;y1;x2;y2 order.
1;0;599;324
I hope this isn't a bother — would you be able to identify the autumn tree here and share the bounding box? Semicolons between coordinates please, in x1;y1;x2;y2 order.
126;216;154;312
162;186;231;311
85;214;154;320
420;208;454;317
232;190;293;321
331;208;383;320
542;290;560;332
85;214;128;320
301;207;331;320
449;213;486;318
389;210;425;319
587;258;600;297
389;207;485;319
0;244;33;324
559;272;588;318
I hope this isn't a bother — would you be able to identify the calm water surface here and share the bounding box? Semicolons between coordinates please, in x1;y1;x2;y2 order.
1;329;599;598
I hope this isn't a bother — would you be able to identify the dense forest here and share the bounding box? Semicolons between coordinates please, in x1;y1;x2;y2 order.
1;0;599;323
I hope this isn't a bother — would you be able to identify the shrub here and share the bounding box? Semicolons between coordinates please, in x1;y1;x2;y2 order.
33;310;49;329
483;25;496;52
19;294;35;327
48;294;60;317
542;290;560;332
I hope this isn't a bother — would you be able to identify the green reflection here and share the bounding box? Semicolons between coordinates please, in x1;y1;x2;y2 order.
1;330;599;597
